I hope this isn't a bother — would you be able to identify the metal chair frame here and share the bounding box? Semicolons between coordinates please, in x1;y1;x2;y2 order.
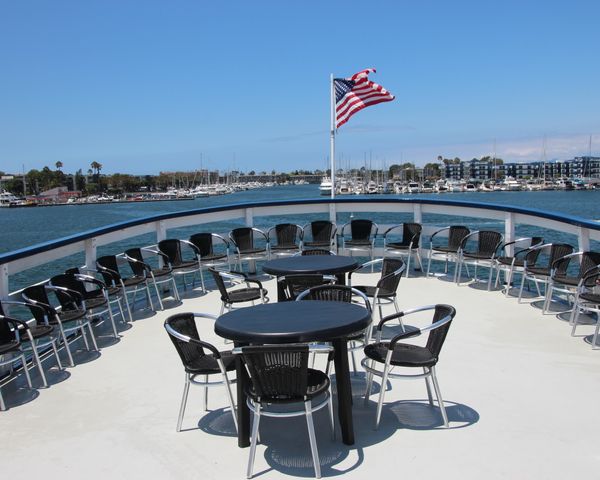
164;312;237;432
157;239;203;291
455;230;504;290
340;220;379;261
569;266;600;347
209;268;269;315
383;223;423;278
494;237;544;297
229;227;270;272
361;304;455;429
188;233;231;291
233;343;335;479
0;319;33;410
0;300;63;388
22;285;99;368
426;226;470;279
125;247;180;310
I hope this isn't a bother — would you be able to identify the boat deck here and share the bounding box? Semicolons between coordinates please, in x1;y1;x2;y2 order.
1;271;599;479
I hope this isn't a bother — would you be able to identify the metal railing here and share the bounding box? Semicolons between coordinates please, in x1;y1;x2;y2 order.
2;197;600;298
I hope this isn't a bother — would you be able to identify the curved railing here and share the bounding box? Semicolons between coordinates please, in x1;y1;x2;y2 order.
2;197;600;298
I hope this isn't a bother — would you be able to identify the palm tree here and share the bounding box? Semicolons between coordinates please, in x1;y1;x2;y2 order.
55;161;63;171
90;161;102;176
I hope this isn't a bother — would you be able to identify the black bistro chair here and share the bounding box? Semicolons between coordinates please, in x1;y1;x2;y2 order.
494;236;544;297
125;247;180;310
300;248;336;256
544;250;600;314
0;315;33;410
50;273;120;339
236;343;334;479
164;312;237;432
455;230;504;290
229;227;270;272
426;225;470;278
279;274;337;301
362;304;457;429
383;223;423;277
302;220;337;252
341;219;378;260
22;284;98;367
570;266;600;346
158;239;203;292
0;300;62;388
348;257;406;323
188;232;231;291
209;268;268;315
267;223;303;257
518;243;574;303
97;254;154;318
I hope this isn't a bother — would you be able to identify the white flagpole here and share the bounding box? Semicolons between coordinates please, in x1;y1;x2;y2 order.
330;73;336;199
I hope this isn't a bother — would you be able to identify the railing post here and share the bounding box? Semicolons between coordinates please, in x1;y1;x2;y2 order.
0;263;8;300
413;203;422;224
504;212;515;256
329;203;336;224
578;227;590;253
84;237;98;270
155;221;167;268
245;208;254;227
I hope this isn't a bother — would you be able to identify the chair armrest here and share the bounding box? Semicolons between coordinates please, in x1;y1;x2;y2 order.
551;251;583;271
179;239;201;255
429;226;450;244
164;322;221;357
245;278;264;289
375;304;438;331
47;285;84;304
348;259;383;280
21;293;56;315
388;306;454;348
73;274;107;289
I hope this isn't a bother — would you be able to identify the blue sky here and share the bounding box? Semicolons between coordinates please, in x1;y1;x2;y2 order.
1;1;599;175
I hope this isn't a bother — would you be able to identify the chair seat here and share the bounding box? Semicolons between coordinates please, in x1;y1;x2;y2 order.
199;253;228;262
345;240;372;247
238;248;266;256
462;252;495;260
553;275;580;287
185;350;237;375
84;296;108;310
497;256;524;267
364;342;437;367
526;267;551;277
0;340;20;355
271;244;299;251
57;308;87;323
122;276;148;287
25;324;55;339
246;368;330;404
226;288;267;303
432;246;459;254
303;240;330;247
353;285;395;299
172;260;199;270
386;242;412;250
580;292;600;304
151;267;174;278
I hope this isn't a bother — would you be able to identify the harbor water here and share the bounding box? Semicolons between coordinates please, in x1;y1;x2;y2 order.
1;184;599;292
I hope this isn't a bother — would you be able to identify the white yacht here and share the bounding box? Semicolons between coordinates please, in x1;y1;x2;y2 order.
319;177;332;195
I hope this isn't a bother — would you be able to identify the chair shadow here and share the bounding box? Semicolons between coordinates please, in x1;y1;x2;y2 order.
467;281;503;292
583;333;600;348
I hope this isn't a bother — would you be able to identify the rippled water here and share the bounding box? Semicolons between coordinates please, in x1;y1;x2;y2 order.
1;185;599;292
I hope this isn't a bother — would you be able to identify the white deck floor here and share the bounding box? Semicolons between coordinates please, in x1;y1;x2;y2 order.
1;271;599;479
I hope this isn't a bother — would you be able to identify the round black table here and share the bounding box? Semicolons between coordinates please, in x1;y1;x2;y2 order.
262;255;359;301
215;301;372;447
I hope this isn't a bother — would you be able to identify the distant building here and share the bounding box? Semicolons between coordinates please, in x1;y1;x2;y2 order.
29;186;80;204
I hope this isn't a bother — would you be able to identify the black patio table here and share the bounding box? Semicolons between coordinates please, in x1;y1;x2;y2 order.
262;255;359;301
215;300;372;447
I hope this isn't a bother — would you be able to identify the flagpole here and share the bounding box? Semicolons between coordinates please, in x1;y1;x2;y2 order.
330;73;336;199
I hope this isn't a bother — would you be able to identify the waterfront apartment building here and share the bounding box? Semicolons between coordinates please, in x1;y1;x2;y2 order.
444;156;600;181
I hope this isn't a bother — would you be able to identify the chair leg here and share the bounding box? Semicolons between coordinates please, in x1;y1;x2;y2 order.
80;325;91;351
176;374;191;432
145;284;155;311
327;391;335;440
107;302;119;338
424;367;433;406
203;374;208;411
304;400;322;479
51;339;63;370
405;252;412;278
518;273;527;303
153;281;164;311
0;386;5;410
247;404;262;479
29;338;48;388
375;363;391;430
122;289;134;322
20;354;33;389
592;315;600;350
426;250;432;277
430;366;449;427
571;303;582;336
58;323;75;367
364;365;374;406
86;321;99;351
222;372;238;432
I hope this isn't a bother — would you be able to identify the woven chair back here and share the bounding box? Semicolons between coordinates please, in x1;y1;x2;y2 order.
274;224;300;248
189;233;214;257
301;248;333;256
448;226;470;251
125;248;147;277
97;255;122;284
242;344;309;401
350;219;374;241
310;221;334;244
0;314;16;344
580;251;600;277
404;223;422;246
208;268;230;301
425;304;456;359
583;266;600;289
378;258;405;292
282;274;329;301
476;231;503;258
159;239;184;266
50;274;85;309
22;285;52;323
165;312;206;369
231;227;255;253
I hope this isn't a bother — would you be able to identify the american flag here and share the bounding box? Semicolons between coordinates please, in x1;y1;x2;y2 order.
334;68;395;129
